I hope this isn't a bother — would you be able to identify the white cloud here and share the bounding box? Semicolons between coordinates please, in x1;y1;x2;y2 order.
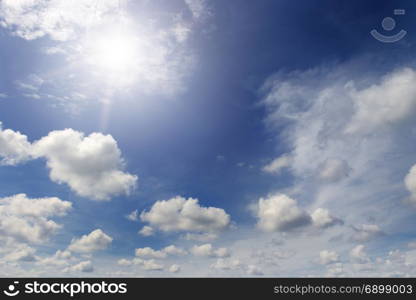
162;245;187;256
183;232;218;242
66;260;94;273
184;0;211;21
169;264;181;273
142;259;164;271
0;122;32;165
311;208;342;228
319;158;350;182
262;154;292;174
345;68;416;134
37;250;72;267
2;244;36;262
0;194;71;244
126;210;139;222
256;194;311;232
138;226;154;237
0;122;137;201
352;224;383;242
0;93;7;98
140;196;230;233
247;265;264;276
135;245;187;259
68;229;112;253
210;258;241;270
350;245;369;263
319;250;339;265
405;164;416;202
190;244;230;258
0;0;119;41
135;247;167;259
32;129;138;201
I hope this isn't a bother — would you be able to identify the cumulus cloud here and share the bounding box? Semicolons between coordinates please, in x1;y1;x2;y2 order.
0;194;71;244
0;122;32;165
37;250;72;267
190;244;230;258
311;208;342;228
169;264;181;273
2;244;36;262
319;250;339;265
262;154;292;174
68;229;112;253
0;123;137;201
126;210;139;222
135;245;187;259
138;226;154;237
66;260;94;273
32;129;138;201
256;194;311;232
140;196;230;234
210;258;241;271
142;259;164;271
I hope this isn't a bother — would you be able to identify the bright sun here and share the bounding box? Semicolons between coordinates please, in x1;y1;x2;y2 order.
87;33;138;72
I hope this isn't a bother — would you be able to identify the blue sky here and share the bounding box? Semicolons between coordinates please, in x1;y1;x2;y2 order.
1;0;416;276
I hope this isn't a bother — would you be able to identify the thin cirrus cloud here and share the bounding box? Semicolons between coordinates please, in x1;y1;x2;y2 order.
0;122;138;201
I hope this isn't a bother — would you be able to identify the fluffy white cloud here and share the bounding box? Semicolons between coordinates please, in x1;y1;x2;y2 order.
0;194;71;244
169;264;181;273
311;208;342;228
256;194;311;232
126;210;139;222
190;244;230;258
345;68;416;134
142;259;164;271
66;260;94;273
262;154;292;174
210;258;241;270
68;229;112;253
135;245;187;259
37;250;72;267
0;123;137;201
319;250;339;265
32;129;138;201
135;247;167;259
140;196;230;233
2;244;36;262
138;226;154;237
0;122;31;165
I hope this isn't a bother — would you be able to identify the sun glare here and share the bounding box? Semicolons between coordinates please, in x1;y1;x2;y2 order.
88;33;138;72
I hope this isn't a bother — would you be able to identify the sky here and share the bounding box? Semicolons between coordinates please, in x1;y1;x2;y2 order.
1;0;416;277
